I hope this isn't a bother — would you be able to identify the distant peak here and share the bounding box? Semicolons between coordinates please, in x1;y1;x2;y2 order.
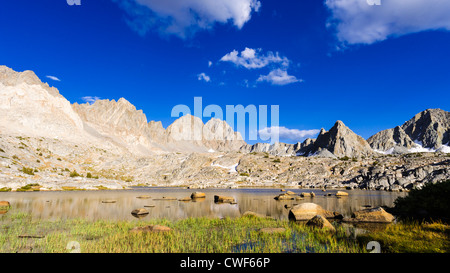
118;97;131;105
333;120;346;127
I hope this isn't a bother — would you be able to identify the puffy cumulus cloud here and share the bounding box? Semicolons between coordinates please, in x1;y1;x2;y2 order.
220;47;289;69
257;69;302;86
325;0;450;45
259;126;320;142
197;72;211;82
112;0;261;38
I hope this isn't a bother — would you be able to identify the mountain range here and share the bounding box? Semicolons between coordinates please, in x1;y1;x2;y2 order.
1;65;449;191
1;65;449;159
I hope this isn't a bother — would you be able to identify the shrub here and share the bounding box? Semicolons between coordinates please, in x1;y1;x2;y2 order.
21;167;35;176
70;170;81;178
86;172;98;179
16;183;40;192
273;159;281;163
393;180;450;222
340;156;350;161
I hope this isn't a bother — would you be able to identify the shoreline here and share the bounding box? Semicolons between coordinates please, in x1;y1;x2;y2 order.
0;182;410;192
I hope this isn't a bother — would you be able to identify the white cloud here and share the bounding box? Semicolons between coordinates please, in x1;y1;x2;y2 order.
208;61;213;67
81;96;101;104
325;0;450;45
259;126;320;142
113;0;261;38
257;69;302;86
46;75;61;81
220;47;289;69
197;72;211;82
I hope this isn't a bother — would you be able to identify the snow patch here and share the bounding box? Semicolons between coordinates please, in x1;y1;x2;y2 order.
409;141;435;153
211;162;238;173
374;147;394;155
436;145;450;153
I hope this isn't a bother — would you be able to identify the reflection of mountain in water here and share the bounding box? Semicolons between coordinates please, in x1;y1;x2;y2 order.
0;188;405;221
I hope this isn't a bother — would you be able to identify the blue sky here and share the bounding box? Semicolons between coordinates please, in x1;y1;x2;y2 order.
1;0;449;144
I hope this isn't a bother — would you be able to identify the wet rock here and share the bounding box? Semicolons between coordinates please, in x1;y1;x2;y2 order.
214;195;235;203
286;191;296;195
101;200;116;203
178;197;191;202
274;194;295;200
191;192;206;199
335;191;349;197
136;195;151;199
131;208;149;218
300;192;315;197
306;215;335;232
346;207;395;223
288;203;340;221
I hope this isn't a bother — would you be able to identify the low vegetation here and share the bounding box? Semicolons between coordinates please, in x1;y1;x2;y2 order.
0;213;364;253
21;167;36;176
69;170;81;178
358;221;450;253
392;179;450;222
16;183;41;192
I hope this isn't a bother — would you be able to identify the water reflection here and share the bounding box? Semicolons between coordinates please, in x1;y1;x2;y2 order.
0;188;406;221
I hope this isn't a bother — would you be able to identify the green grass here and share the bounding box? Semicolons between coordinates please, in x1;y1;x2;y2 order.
0;213;364;253
2;212;448;253
0;187;12;192
16;184;41;192
21;167;36;176
358;221;450;253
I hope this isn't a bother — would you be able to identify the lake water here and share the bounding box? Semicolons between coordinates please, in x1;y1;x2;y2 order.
0;187;407;222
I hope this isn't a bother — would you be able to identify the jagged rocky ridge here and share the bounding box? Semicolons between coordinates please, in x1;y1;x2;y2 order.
368;109;450;154
0;65;449;192
242;120;375;158
1;65;245;155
